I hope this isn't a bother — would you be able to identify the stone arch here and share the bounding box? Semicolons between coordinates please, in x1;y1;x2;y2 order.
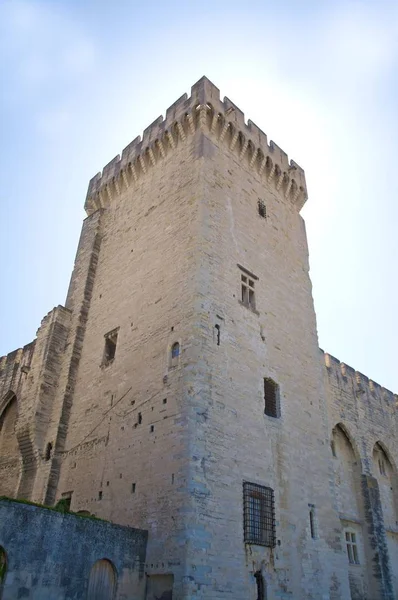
0;545;7;599
371;441;398;597
87;558;117;600
372;441;397;528
330;423;362;519
0;392;21;498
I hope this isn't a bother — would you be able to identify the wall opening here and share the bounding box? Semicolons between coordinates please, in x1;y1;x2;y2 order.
87;559;117;600
254;570;266;600
243;481;276;547
309;507;316;539
214;324;221;346
0;546;7;598
257;200;266;219
45;442;53;461
102;329;119;365
263;378;280;418
146;574;173;600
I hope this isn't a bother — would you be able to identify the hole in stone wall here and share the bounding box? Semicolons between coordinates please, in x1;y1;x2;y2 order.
45;442;53;461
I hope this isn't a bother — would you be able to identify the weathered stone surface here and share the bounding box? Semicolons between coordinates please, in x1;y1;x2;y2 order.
0;498;147;599
0;76;396;599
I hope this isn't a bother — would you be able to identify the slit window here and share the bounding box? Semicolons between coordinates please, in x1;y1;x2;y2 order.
264;378;280;418
103;329;118;364
345;531;359;564
215;324;221;346
309;507;316;539
378;458;386;476
243;482;276;547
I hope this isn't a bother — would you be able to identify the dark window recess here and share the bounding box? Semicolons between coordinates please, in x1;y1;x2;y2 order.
254;571;265;600
138;412;142;425
171;342;180;359
150;425;154;433
215;324;221;345
98;491;103;501
264;378;280;418
131;483;136;493
103;329;118;364
243;482;276;547
258;200;266;219
163;398;167;405
45;442;53;461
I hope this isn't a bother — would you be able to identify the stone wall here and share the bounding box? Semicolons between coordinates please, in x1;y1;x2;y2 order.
0;498;147;599
0;306;71;501
323;351;398;599
1;77;397;600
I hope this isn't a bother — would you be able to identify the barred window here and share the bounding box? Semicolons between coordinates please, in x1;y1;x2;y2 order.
258;200;266;219
264;378;280;418
243;482;276;547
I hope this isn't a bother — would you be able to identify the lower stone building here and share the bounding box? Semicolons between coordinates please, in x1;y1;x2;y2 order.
0;498;147;600
0;76;397;599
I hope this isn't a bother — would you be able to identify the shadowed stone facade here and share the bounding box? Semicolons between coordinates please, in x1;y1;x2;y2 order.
0;77;397;599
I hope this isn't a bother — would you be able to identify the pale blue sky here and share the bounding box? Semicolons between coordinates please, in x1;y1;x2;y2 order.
1;0;397;391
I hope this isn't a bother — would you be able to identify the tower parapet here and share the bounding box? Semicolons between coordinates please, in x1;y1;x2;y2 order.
322;350;398;408
85;76;308;215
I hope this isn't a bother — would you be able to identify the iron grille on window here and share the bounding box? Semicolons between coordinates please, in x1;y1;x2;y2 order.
258;200;266;218
243;482;276;547
264;378;280;418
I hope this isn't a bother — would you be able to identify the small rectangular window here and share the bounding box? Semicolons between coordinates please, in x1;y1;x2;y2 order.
131;482;136;493
258;200;266;218
102;328;119;364
243;482;276;547
264;378;280;418
345;531;359;564
241;274;256;310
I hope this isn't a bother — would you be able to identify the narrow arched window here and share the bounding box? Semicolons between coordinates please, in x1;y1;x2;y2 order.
87;559;117;600
171;342;180;359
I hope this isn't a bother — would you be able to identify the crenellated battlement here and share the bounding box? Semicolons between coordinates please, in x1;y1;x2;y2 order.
84;76;308;215
322;350;398;408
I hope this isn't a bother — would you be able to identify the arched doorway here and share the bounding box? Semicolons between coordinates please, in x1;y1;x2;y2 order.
0;546;7;599
0;392;20;497
87;559;117;600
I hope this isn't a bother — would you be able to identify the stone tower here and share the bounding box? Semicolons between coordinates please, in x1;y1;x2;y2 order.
1;77;397;600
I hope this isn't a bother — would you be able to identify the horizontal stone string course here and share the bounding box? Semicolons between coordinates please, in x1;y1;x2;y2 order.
84;77;308;215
